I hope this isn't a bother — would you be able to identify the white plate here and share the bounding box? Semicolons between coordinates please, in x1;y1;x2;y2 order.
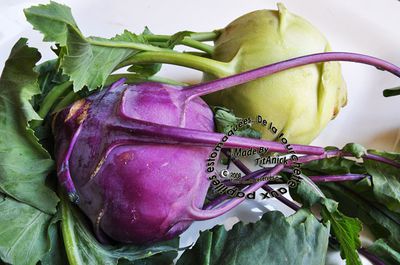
1;1;399;264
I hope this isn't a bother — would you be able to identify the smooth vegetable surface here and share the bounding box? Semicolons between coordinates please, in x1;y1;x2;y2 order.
204;4;347;144
53;80;215;244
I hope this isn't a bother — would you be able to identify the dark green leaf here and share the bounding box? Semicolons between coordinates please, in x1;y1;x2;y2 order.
24;1;80;46
177;210;330;265
142;26;153;36
60;195;178;265
212;106;261;139
290;177;362;265
321;199;362;265
127;62;162;77
62;27;137;91
0;195;53;265
0;38;58;213
319;182;400;264
368;239;400;264
364;150;400;214
40;212;68;265
342;143;367;158
302;156;365;175
33;59;69;111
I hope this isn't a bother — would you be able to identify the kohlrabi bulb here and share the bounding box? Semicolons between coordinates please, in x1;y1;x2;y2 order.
203;4;347;144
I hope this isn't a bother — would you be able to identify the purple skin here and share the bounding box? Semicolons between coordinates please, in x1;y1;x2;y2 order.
53;52;400;244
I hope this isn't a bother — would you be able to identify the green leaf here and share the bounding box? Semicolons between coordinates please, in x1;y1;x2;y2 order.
212;106;261;139
342;143;367;158
40;212;68;265
60;194;178;265
0;195;53;265
319;182;400;264
290;177;362;265
321;199;362;265
364;150;400;214
62;27;138;91
302;156;364;175
127;63;162;77
0;38;58;213
368;239;400;264
176;210;330;265
24;1;80;46
24;2;167;91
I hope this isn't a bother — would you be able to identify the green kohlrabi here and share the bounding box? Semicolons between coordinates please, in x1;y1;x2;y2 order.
203;3;347;144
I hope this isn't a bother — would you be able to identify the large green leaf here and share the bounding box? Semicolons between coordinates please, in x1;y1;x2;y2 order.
24;1;79;46
0;38;58;213
290;177;362;265
62;28;139;91
0;194;54;265
364;150;400;213
176;210;330;265
60;194;179;265
321;199;362;265
24;2;165;90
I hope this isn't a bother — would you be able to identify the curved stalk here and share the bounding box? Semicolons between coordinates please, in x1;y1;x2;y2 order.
88;38;169;52
204;167;275;210
111;120;325;155
309;174;370;183
188;164;284;220
60;191;83;265
31;81;72;128
143;31;219;42
105;74;188;86
53;91;80;113
224;152;301;211
116;51;234;78
182;52;400;99
143;31;219;54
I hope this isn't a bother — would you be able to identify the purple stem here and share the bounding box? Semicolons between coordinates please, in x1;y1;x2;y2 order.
284;150;400;169
112;119;325;155
204;167;275;210
226;154;300;211
57;123;83;202
205;146;399;212
182;52;400;99
358;248;385;265
310;174;370;183
188;164;284;220
363;153;400;168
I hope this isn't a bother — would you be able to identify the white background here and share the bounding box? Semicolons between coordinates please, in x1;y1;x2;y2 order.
1;0;399;264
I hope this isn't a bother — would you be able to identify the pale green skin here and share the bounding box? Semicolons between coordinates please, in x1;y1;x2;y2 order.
204;4;347;144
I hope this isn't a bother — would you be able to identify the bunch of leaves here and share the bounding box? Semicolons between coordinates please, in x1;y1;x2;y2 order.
298;146;400;264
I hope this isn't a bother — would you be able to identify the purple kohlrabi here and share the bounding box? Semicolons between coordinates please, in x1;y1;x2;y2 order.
52;52;400;244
